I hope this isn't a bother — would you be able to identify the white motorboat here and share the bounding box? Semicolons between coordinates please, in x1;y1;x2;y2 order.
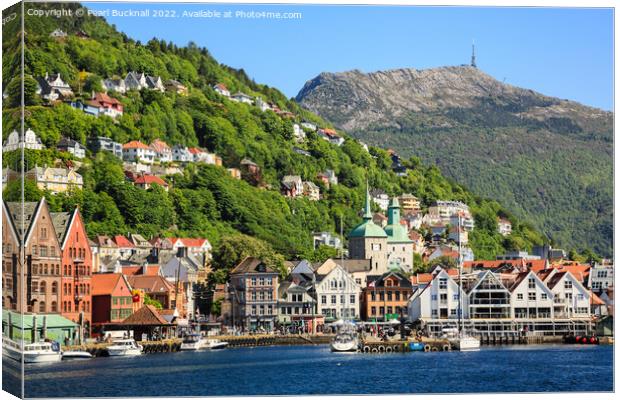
203;338;228;350
106;339;143;356
62;350;94;360
180;334;206;351
2;337;62;363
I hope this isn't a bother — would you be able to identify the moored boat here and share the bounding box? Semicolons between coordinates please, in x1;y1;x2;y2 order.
203;338;228;350
106;339;143;356
180;334;206;351
62;350;94;360
2;337;63;363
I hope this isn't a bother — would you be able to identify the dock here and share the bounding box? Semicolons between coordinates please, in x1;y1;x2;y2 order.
359;337;452;353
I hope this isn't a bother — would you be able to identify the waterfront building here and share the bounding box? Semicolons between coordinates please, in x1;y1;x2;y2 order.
315;263;361;321
277;262;323;333
348;187;389;274
3;129;44;153
589;261;614;292
229;257;279;332
91;273;134;330
315;258;371;289
2;311;78;345
50;208;93;338
126;274;186;319
362;271;413;321
408;267;467;321
2;199;62;314
161;255;199;320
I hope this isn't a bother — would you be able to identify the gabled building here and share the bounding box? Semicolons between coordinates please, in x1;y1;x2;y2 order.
50;208;93;337
213;83;230;97
317;128;344;146
230;92;253;104
102;77;126;94
506;270;555;319
165;79;188;95
126;274;186;318
91;273;134;328
57;137;86;159
37;72;73;100
85;92;124;118
25;166;83;193
172;145;193;163
49;28;67;38
131;174;169;191
315;263;360;321
2;199;62;314
281;175;303;198
408;267;467;321
362;271;413;321
149;139;173;163
3;129;44;152
303;181;320;201
125;71;164;92
122;141;156;164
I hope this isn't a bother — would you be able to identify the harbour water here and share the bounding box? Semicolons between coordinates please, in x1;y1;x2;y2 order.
3;344;613;397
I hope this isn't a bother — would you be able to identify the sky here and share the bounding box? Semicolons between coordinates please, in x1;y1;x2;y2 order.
84;3;613;110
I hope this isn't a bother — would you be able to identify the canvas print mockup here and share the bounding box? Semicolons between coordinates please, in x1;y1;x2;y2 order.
1;1;614;398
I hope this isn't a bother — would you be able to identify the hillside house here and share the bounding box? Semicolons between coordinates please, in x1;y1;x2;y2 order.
172;145;193;163
165;79;188;95
303;181;320;201
3;129;44;153
88;136;123;158
57;137;86;159
317;128;344;146
85;92;124;118
102;78;126;94
281;175;303;198
213;83;230;97
122;141;156;164
25;166;83;193
37;72;73;101
150;139;173;163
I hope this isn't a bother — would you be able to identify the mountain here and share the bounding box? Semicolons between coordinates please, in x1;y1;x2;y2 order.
2;2;550;272
296;66;613;256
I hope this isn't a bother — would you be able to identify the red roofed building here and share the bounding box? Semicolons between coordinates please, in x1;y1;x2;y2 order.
213;83;230;97
149;139;172;162
91;273;134;331
86;92;123;118
131;174;169;191
122;140;156;164
113;235;135;258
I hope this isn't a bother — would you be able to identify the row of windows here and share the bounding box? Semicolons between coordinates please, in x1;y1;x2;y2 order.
2;244;13;253
32;245;57;257
62;300;90;313
321;294;356;305
31;281;58;294
29;301;58;313
249;277;273;286
371;291;409;302
63;283;90;296
63;264;91;276
280;306;312;315
250;291;273;301
250;304;274;316
111;308;132;320
112;296;133;306
32;263;61;276
370;306;404;316
323;308;355;318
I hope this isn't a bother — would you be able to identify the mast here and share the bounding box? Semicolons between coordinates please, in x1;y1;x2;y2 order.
457;214;463;334
340;214;346;321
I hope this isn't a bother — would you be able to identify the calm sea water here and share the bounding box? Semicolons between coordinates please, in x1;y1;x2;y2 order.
2;344;613;397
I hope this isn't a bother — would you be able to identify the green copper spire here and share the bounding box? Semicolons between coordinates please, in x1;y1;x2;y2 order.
363;180;372;219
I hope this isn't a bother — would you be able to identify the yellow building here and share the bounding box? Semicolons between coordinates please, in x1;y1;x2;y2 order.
26;166;83;193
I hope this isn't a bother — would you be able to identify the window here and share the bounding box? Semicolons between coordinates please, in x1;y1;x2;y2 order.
564;280;573;289
268;305;273;315
259;278;265;286
251;277;257;286
350;294;356;304
379;306;385;316
528;292;536;301
371;306;376;316
259;305;265;315
40;228;47;240
431;294;437;301
39;302;46;313
251;292;257;301
40;281;46;294
528;278;536;289
577;294;585;300
431;309;438;317
50;247;56;257
453;294;459;301
439;278;447;290
440;293;448;304
592;282;602;290
395;291;401;301
51;282;57;294
266;277;272;285
517;293;523;300
450;309;457;316
32;282;39;293
370;292;376;301
597;270;608;278
541;293;548;300
340;295;345;304
331;295;336;304
50;301;57;312
387;306;393;314
371;243;381;251
251;305;257;315
32;245;38;255
379;292;385;301
321;295;326;304
40;247;47;257
387;292;393;301
565;293;573;300
113;297;118;305
355;278;362;285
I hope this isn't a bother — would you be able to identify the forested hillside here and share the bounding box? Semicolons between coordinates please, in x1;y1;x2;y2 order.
2;2;550;271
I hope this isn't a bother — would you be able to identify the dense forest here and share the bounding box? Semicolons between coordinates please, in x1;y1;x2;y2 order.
2;2;563;276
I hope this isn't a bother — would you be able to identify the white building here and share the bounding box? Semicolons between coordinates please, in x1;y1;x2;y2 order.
122;140;156;164
102;78;126;94
2;129;44;152
408;267;468;321
315;264;361;320
508;270;555;319
588;262;614;292
312;232;341;250
300;121;317;131
213;83;230;97
150;139;173;163
231;92;253;104
172;145;193;163
371;189;390;211
498;218;513;236
292;124;306;142
57;137;86;159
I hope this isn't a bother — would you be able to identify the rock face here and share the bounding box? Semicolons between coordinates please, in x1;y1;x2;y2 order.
296;66;609;133
296;65;613;256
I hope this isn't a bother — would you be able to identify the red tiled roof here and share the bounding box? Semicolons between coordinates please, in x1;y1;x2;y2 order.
150;139;170;152
143;265;161;276
113;235;135;248
123;140;149;150
91;273;124;296
410;273;433;285
92;92;122;106
320;128;339;137
215;83;228;91
181;238;207;248
126;275;174;293
134;175;168;186
187;147;203;155
121;266;142;276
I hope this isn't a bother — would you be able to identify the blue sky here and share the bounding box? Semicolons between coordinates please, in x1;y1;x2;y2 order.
84;3;613;110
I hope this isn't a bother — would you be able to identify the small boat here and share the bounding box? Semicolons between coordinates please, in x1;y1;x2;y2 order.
441;328;480;351
62;350;94;360
180;334;206;351
3;337;62;363
409;342;425;352
106;339;143;356
202;338;228;350
330;331;359;352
